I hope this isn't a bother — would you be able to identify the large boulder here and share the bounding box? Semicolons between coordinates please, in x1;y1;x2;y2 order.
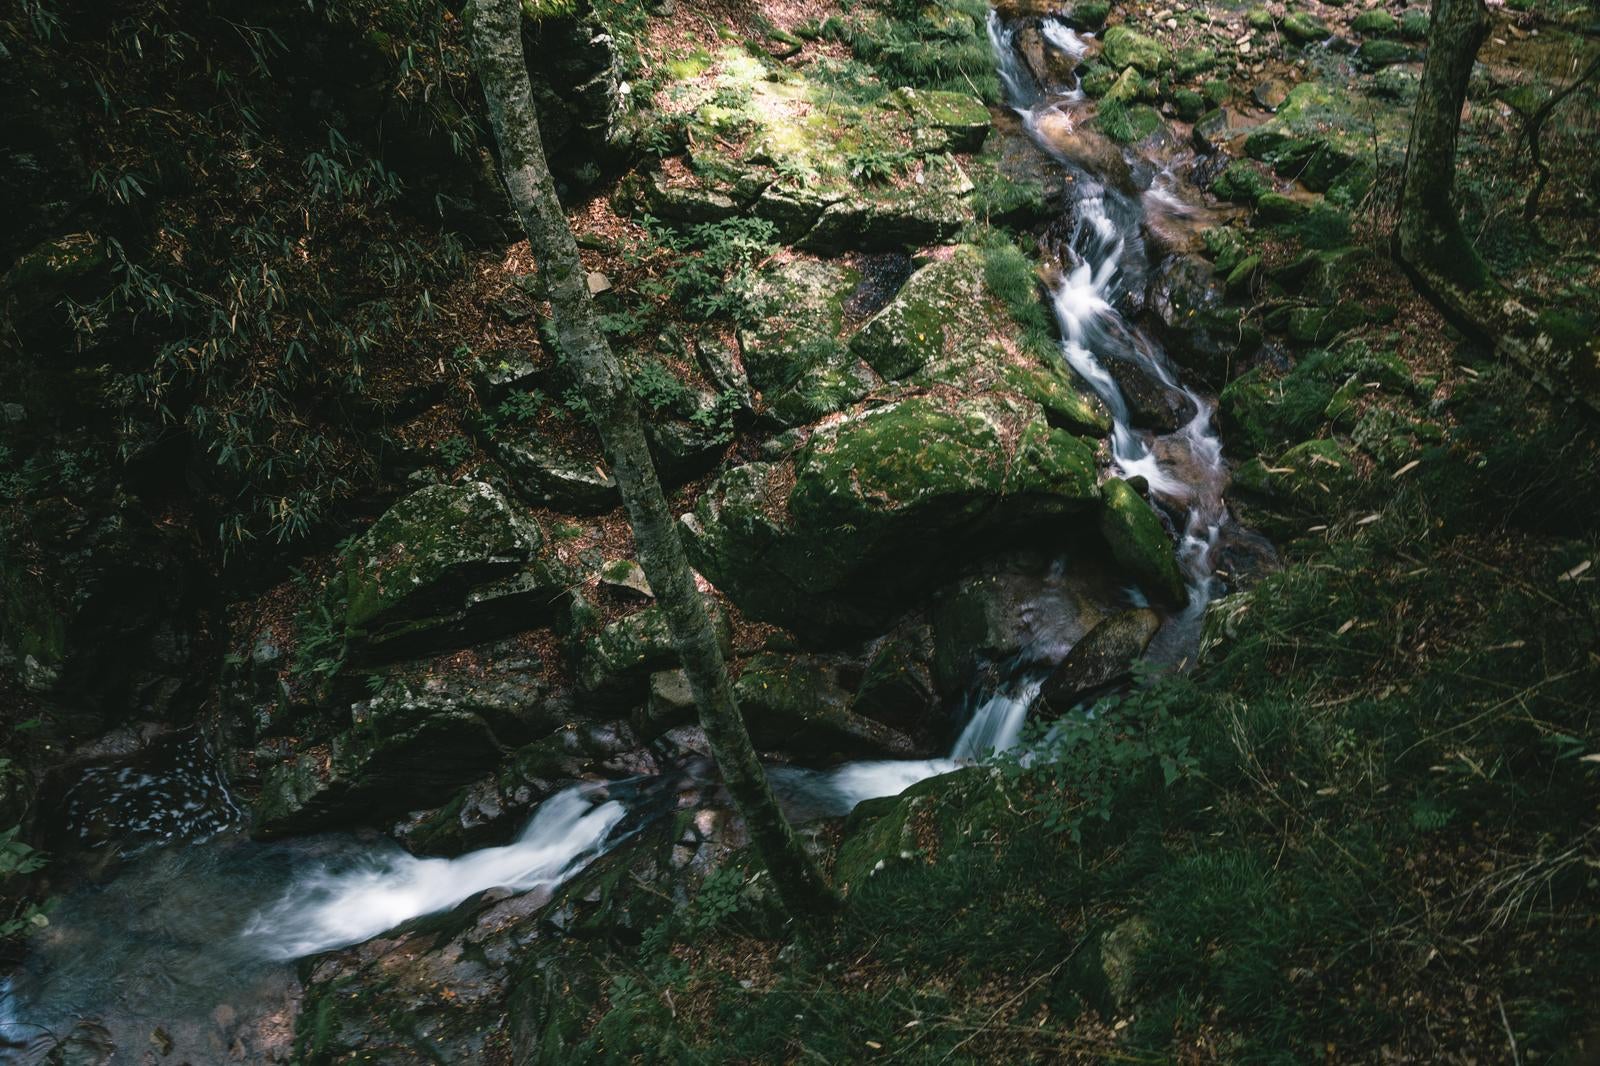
683;393;1101;639
795;154;976;253
339;482;566;663
849;244;1108;434
253;669;565;836
1100;25;1169;73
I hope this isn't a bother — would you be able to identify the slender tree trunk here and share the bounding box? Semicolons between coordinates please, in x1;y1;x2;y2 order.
467;0;837;917
1396;0;1491;291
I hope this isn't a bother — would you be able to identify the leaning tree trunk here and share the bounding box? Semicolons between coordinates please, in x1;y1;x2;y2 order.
467;0;837;917
1396;0;1491;291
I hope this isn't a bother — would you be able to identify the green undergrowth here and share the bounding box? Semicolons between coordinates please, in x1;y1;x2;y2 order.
551;350;1600;1062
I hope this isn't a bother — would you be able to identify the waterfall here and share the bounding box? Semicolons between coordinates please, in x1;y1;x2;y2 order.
242;783;627;959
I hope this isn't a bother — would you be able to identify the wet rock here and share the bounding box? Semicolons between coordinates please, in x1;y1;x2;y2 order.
736;653;918;759
494;435;620;513
1098;478;1187;608
930;571;1044;698
1034;607;1161;716
1029;104;1136;195
853;626;939;736
1144;253;1240;382
1015;22;1084;89
684;393;1100;639
340;483;566;663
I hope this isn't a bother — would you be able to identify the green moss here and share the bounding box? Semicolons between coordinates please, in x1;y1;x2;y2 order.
1174;46;1217;78
1280;10;1329;42
1101;25;1170;74
1098;477;1187;607
1358;38;1413;66
1172;89;1205;121
1097;100;1163;144
1213;161;1273;205
1350;9;1398;35
342;482;542;637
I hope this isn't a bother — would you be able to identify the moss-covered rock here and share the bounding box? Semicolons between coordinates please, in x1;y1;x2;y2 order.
1280;11;1329;42
888;87;992;153
1175;46;1217;78
834;766;1005;889
1035;607;1161;716
684;394;1100;637
850;248;989;380
254;668;563;836
738;258;876;427
576;599;733;707
796;154;976;253
342;483;564;662
494;435;620;512
1211;160;1273;205
1101;25;1170;74
1350;9;1398;35
1357;38;1414;67
1244;82;1408;199
1098;478;1187;607
735;653;917;759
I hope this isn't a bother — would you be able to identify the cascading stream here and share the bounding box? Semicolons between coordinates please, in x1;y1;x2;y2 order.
2;16;1245;1059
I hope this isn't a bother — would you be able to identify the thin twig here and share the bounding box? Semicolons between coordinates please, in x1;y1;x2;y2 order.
1496;993;1522;1066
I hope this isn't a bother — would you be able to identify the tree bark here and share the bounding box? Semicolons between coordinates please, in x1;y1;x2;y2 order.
1396;0;1491;291
467;0;837;917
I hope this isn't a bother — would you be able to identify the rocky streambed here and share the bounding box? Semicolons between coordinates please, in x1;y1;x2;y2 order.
0;5;1291;1062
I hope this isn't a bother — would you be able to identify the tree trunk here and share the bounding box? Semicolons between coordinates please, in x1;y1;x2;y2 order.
467;0;837;917
1391;0;1600;414
1396;0;1491;291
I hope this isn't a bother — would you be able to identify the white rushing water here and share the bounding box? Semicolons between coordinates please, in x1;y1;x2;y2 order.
243;783;626;959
